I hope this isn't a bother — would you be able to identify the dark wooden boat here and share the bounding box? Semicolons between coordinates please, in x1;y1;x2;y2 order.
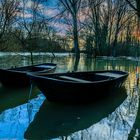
0;63;56;88
28;70;129;102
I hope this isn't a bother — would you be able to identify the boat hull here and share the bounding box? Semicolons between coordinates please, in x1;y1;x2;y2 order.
28;70;128;102
0;63;56;88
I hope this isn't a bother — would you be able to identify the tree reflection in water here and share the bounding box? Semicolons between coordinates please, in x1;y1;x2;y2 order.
67;89;138;140
0;94;45;139
0;53;139;140
24;88;138;140
0;88;138;139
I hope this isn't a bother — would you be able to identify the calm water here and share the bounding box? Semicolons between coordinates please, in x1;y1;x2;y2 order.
0;52;140;140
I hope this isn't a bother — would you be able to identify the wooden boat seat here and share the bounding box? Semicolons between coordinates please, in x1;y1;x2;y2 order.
95;72;124;78
35;65;54;68
59;76;92;83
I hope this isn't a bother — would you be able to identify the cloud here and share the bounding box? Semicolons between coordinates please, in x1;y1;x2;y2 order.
44;8;59;17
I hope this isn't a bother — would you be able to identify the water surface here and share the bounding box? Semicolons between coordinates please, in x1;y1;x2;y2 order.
0;53;139;139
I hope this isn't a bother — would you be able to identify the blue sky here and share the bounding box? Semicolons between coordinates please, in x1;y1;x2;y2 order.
47;0;58;7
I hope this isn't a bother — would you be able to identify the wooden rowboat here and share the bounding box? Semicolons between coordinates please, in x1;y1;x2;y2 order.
28;70;128;102
0;63;56;88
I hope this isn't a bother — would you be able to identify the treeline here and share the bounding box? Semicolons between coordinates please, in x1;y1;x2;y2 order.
0;0;140;57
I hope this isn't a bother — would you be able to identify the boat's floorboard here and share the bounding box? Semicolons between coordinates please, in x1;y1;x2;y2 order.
96;72;124;78
59;76;92;83
35;65;54;68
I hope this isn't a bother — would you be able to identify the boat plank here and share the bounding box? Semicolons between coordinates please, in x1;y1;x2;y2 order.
96;72;123;78
59;76;92;83
35;65;55;68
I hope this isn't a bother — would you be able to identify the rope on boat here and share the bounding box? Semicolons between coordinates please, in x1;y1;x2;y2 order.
28;82;33;102
27;81;34;124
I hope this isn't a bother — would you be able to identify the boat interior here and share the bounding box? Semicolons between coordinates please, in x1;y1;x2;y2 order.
8;66;49;72
42;72;123;83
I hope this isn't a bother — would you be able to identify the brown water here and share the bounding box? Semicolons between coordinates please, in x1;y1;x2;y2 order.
0;53;139;140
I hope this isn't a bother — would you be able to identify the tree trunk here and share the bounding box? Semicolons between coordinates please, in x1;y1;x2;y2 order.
30;52;34;65
136;0;140;18
73;16;80;55
73;54;80;71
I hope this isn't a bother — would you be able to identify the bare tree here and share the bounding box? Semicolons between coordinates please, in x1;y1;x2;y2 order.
88;0;103;55
15;0;49;64
81;0;135;56
57;0;83;55
126;0;140;57
125;0;140;18
0;0;20;50
111;0;128;56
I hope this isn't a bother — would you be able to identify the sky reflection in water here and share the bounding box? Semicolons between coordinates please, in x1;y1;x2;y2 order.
66;89;139;140
0;94;45;139
0;88;138;139
0;54;139;139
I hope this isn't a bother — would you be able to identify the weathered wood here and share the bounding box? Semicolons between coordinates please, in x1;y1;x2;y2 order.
96;72;123;78
27;70;129;102
59;76;92;83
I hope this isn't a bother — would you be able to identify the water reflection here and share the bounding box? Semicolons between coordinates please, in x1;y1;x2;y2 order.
0;94;45;139
0;87;39;113
0;53;138;73
128;87;140;140
24;88;138;140
0;53;139;139
66;89;138;140
24;87;130;140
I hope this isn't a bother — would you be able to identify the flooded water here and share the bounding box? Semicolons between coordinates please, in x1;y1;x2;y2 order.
0;52;140;140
